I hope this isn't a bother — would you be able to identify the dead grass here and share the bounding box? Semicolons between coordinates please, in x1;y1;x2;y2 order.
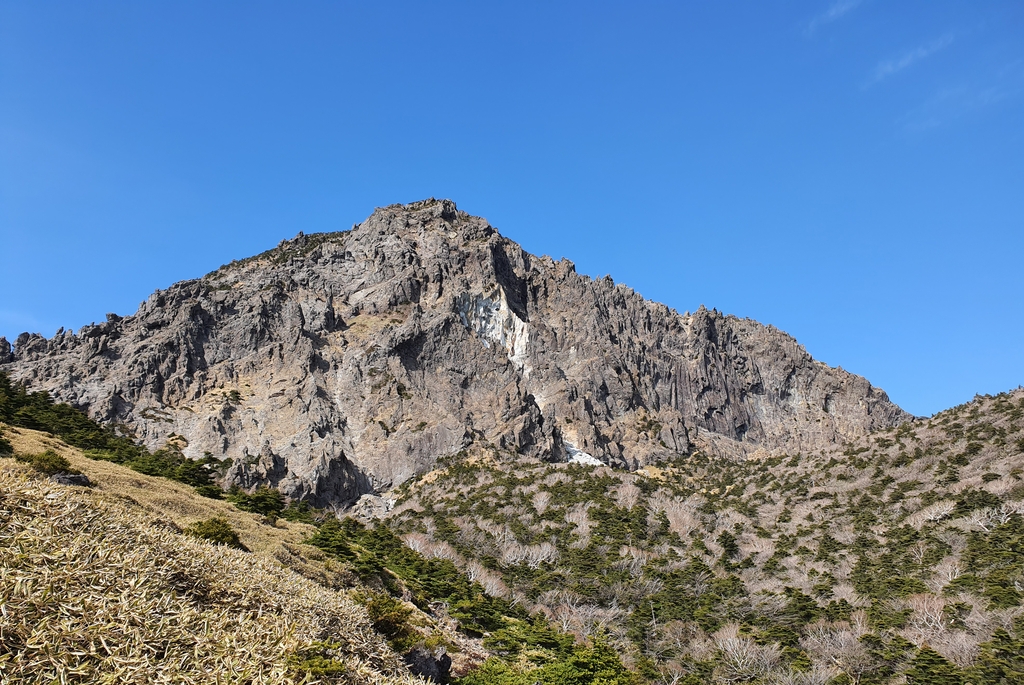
0;428;426;684
2;425;312;559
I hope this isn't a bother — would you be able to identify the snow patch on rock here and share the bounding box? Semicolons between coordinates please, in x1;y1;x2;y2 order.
456;290;530;374
563;440;603;467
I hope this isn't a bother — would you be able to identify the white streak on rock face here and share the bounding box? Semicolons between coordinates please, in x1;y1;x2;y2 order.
456;290;530;374
563;440;603;467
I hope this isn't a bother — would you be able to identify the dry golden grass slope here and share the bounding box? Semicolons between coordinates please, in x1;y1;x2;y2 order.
0;425;427;685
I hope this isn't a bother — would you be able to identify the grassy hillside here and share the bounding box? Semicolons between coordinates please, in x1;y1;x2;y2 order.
0;427;417;684
387;390;1024;684
0;371;637;684
5;368;1024;683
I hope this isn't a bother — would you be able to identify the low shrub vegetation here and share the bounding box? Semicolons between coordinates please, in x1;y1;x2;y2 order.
184;516;247;550
14;449;78;475
0;469;410;683
384;389;1024;683
6;367;1024;682
1;370;228;494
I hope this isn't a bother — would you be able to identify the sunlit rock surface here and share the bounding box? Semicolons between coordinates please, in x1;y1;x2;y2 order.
3;199;910;505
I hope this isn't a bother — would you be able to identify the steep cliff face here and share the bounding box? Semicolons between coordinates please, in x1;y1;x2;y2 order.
2;199;911;505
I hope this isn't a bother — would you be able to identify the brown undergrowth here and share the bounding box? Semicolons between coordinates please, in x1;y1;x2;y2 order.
0;427;425;685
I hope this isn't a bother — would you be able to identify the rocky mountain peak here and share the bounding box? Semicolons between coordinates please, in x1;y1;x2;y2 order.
2;199;911;506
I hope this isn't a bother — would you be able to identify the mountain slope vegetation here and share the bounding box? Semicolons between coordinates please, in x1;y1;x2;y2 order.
0;433;411;684
3;336;1024;683
0;377;636;683
385;389;1024;683
3;350;1023;683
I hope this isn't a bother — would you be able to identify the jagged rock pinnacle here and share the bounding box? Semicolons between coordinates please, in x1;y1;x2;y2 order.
3;200;910;505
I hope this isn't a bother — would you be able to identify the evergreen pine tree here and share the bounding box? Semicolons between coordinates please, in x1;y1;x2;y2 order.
969;628;1024;684
905;646;964;685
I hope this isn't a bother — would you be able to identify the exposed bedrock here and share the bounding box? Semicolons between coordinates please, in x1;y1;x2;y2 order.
3;199;911;505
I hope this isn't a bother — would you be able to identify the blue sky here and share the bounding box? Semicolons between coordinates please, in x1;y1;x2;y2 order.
1;1;1022;417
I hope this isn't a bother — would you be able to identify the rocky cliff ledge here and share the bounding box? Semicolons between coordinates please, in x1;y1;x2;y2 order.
2;199;911;505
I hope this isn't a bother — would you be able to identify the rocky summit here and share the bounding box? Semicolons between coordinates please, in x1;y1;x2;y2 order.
1;199;910;506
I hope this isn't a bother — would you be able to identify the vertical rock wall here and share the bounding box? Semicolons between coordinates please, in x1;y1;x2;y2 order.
2;199;911;505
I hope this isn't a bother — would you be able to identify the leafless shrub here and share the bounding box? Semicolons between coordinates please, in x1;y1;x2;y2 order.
830;583;865;607
532;489;552;515
739;535;775;562
647;493;703;540
497;504;525;521
476;518;516;546
791;501;819;523
750;593;789;619
902;593;948;642
615;479;642;510
615;545;651;577
930;630;980;668
710;508;751;533
765;665;837;685
388;498;424;517
405;535;461;563
831;556;856;582
712;623;742;641
631;577;664;598
849;609;870;635
497;539;559;569
539;590;625;639
403;531;430;555
542;470;570;487
965;502;1024;532
654;620;707;658
901;495;923;513
565;502;594;548
800;620;872;679
464;560;510;598
985;478;1016;497
927;556;963;593
713;630;782;683
963;602;1021;636
453;515;492;550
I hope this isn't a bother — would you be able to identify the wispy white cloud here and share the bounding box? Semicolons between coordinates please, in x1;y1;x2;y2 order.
868;35;955;85
898;59;1024;132
805;0;862;36
900;83;1009;133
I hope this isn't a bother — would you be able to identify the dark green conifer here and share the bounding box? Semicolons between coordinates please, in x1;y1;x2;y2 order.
905;646;964;685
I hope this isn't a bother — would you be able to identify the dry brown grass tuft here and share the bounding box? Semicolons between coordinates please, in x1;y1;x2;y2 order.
2;426;316;560
0;429;425;684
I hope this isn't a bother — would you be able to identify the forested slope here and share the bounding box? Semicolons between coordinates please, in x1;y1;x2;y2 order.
386;389;1024;683
0;373;636;684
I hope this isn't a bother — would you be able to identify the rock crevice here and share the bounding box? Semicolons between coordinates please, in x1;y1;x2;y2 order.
3;199;911;505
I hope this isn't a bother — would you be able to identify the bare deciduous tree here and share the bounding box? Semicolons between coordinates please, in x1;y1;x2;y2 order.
714;633;782;684
766;665;837;685
615;479;642;510
565;501;595;549
532;489;552;515
903;593;948;643
906;500;956;528
931;629;981;669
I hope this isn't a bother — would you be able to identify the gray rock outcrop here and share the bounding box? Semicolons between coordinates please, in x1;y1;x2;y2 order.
49;473;92;487
2;199;911;505
403;647;451;683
